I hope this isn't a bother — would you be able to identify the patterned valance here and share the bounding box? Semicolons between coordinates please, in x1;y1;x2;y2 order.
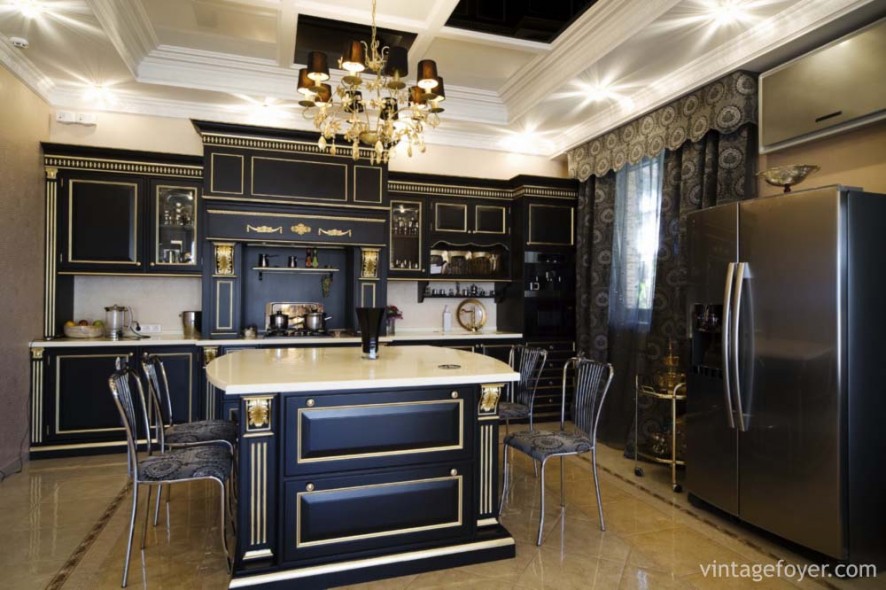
568;71;757;181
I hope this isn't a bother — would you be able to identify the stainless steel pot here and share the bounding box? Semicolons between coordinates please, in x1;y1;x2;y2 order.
270;311;289;331
304;312;331;332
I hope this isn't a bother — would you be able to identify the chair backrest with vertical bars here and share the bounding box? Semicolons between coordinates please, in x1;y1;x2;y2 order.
562;357;614;440
509;345;548;409
140;353;173;450
108;364;152;475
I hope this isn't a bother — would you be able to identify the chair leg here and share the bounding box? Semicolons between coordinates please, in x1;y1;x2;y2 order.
591;447;605;531
560;456;566;508
153;484;163;526
141;486;152;549
217;479;232;573
498;443;510;517
122;483;139;587
536;457;548;546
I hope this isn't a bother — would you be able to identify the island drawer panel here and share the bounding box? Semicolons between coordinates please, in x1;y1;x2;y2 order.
282;462;472;562
284;387;473;476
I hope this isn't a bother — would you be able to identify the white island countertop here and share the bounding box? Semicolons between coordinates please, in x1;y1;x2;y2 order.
206;345;519;394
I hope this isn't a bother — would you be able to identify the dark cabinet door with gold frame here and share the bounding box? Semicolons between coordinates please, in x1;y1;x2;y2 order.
147;180;203;273
429;198;509;243
57;172;145;272
389;198;425;277
526;202;574;247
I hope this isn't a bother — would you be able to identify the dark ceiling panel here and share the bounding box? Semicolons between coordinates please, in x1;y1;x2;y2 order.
294;15;417;66
445;0;598;43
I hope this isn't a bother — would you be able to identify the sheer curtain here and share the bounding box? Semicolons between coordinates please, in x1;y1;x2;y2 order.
596;154;664;444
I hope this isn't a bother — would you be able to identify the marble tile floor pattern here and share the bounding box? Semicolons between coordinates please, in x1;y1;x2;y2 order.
0;440;881;590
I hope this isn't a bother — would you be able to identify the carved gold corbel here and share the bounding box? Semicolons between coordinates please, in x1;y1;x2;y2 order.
360;248;380;279
479;384;504;414
214;243;234;275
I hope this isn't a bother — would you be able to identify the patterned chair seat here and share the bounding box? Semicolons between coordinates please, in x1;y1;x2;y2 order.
498;401;530;420
504;430;592;463
139;445;232;483
165;420;238;447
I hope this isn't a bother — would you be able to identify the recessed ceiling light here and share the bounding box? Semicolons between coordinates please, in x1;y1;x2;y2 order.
83;84;117;106
708;0;750;26
14;0;45;19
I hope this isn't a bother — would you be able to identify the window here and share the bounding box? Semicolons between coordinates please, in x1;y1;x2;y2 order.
608;154;664;327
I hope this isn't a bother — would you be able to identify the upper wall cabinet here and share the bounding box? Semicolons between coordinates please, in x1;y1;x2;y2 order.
44;145;205;275
194;121;388;209
430;198;509;244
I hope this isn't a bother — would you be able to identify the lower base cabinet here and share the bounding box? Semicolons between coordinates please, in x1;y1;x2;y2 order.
30;345;199;456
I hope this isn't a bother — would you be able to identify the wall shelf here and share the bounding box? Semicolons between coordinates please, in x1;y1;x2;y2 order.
416;281;509;304
252;266;339;281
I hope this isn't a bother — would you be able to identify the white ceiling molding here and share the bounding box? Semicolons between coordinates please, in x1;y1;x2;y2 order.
403;0;461;71
500;0;683;123
276;7;299;68
435;25;551;53
437;84;507;124
138;45;299;98
292;0;431;33
85;0;157;77
553;0;877;156
0;37;54;101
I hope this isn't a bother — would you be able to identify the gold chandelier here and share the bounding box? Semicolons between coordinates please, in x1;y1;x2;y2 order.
296;0;445;164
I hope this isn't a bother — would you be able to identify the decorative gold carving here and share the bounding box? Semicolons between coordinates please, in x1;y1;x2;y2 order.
246;397;272;431
44;167;58;180
360;248;380;279
291;223;312;235
203;347;219;366
214;243;234;275
479;384;503;414
319;228;352;237
247;225;283;234
31;347;45;360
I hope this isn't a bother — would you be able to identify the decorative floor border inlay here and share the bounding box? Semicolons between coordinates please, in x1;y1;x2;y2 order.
45;482;132;590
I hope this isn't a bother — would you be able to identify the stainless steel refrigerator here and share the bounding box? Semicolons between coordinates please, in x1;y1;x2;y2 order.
686;185;885;566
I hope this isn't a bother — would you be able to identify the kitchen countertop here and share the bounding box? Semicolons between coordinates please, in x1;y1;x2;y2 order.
29;329;522;348
206;345;520;394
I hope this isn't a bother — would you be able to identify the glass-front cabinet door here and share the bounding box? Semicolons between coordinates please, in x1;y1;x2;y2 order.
151;182;200;273
389;200;423;276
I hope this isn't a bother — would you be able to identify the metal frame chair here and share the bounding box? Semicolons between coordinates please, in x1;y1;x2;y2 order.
109;365;232;587
499;356;614;545
498;344;547;433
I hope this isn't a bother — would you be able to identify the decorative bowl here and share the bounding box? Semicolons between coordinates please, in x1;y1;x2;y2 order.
64;324;104;338
758;165;820;193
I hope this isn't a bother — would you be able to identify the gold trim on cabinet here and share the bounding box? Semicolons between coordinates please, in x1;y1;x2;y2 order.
434;202;468;233
154;184;199;267
43;155;202;178
527;203;575;246
203;347;219;366
360;248;380;279
353;165;383;204
55;353;131;434
243;548;273;561
389;200;423;272
228;538;514;588
250;441;268;545
246;397;273;432
247;225;283;234
207;209;385;224
360;282;376;307
45;167;58;180
295;475;463;548
31;357;44;443
296;399;464;463
473;205;507;235
215;280;234;331
214;243;235;275
68;180;140;265
45;177;57;337
480;423;494;514
203;195;389;211
31;347;45;360
250;156;348;202
479;383;503;415
201;132;376;160
477;517;499;527
210;153;245;195
291;223;312;235
318;228;352;237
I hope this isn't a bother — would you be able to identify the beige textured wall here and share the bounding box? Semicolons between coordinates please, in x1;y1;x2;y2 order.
0;66;50;474
48;112;568;179
758;120;886;197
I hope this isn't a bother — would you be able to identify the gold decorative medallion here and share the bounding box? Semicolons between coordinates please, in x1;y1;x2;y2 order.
203;346;219;366
214;243;234;275
246;398;272;431
31;347;45;360
290;223;312;235
479;384;503;414
247;225;283;234
318;228;352;237
360;248;380;278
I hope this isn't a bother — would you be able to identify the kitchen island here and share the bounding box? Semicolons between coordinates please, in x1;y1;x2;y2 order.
205;345;519;589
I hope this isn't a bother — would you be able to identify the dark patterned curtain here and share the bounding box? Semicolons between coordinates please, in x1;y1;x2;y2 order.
570;71;758;449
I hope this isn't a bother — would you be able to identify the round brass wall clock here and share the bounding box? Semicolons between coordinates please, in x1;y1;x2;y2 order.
456;299;487;332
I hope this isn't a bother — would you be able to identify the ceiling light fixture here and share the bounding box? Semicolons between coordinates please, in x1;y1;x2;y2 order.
708;0;749;26
14;0;44;18
297;0;444;164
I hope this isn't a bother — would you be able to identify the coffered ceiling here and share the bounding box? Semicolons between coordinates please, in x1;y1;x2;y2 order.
0;0;883;159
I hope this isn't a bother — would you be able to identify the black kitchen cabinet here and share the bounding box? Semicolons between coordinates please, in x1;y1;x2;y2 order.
30;345;201;456
430;198;509;243
389;198;426;277
526;201;574;247
147;180;202;272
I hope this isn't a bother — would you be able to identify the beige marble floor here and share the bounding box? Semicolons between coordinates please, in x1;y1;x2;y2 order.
0;438;881;590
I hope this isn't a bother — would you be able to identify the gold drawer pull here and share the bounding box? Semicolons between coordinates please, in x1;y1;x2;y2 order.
306;399;315;407
306;483;315;492
450;391;459;399
450;469;458;477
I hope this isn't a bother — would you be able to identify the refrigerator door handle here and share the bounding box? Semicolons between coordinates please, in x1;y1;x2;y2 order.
722;262;736;429
732;262;748;432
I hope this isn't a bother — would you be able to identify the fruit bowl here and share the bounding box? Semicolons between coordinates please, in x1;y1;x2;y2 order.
64;324;104;339
758;164;820;193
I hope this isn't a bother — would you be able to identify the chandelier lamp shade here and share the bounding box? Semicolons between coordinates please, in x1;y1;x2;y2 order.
297;0;445;164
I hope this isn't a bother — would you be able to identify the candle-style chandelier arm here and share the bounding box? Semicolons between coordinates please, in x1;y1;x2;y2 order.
295;0;443;164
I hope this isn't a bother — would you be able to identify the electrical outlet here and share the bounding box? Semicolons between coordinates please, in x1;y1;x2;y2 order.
137;324;161;333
